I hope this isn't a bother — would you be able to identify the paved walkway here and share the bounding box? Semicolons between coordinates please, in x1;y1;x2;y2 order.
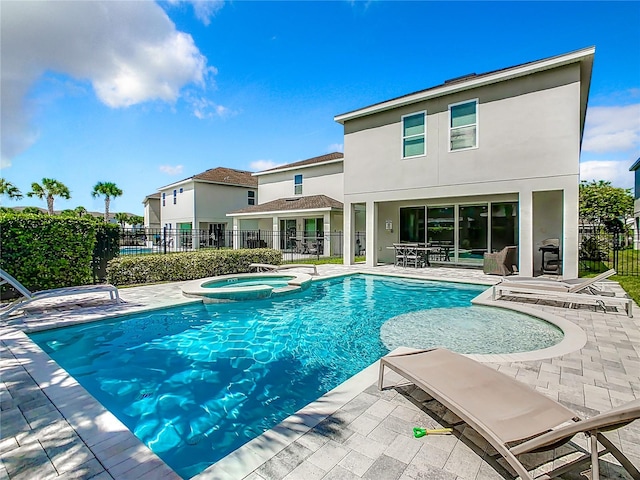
1;265;639;480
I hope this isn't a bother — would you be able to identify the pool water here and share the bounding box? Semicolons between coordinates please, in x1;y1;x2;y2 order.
203;276;295;289
29;274;562;479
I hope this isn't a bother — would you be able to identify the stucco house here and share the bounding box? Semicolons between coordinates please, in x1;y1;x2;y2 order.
156;167;257;248
142;193;161;229
629;157;640;249
228;152;364;256
336;47;595;277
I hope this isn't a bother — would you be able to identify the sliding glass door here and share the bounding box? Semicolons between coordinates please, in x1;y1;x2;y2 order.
399;207;425;243
458;205;488;264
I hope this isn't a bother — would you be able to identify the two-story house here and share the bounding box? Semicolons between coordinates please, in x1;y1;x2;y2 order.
629;157;640;249
157;167;258;248
142;193;161;229
336;47;595;277
228;152;364;256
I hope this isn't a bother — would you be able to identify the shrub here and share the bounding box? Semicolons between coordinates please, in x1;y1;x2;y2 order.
0;213;98;293
107;248;282;286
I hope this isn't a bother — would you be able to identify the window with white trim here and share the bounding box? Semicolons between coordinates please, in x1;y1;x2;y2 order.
162;193;166;206
173;189;177;205
401;111;426;158
248;190;255;205
294;174;303;195
449;100;477;151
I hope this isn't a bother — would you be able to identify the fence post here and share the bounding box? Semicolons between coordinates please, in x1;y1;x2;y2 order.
163;226;167;255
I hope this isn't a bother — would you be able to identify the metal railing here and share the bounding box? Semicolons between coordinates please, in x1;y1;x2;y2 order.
579;225;639;276
116;228;368;263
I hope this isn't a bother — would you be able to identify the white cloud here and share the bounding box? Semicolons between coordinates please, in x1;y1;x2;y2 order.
189;96;233;120
160;165;185;175
583;104;640;153
580;160;634;189
166;0;224;26
1;0;211;165
327;143;344;153
250;160;284;172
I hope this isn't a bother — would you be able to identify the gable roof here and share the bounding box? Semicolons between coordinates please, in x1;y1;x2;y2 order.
160;167;257;190
228;194;343;216
143;192;161;204
253;152;344;176
334;47;595;140
629;158;640;172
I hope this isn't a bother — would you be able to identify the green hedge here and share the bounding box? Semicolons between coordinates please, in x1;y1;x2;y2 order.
107;248;282;286
0;213;107;292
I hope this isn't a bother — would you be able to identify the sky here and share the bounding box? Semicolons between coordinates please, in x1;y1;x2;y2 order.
1;1;639;216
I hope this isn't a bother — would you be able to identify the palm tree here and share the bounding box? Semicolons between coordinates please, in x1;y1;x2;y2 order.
91;182;123;222
114;212;130;228
74;206;88;217
27;178;71;215
129;215;144;226
0;179;23;200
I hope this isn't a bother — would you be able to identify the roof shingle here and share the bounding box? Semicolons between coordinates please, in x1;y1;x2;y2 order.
229;194;343;215
258;152;343;173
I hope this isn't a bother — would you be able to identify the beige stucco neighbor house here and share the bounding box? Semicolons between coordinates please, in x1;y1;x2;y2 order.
157;167;258;248
228;153;364;256
142;193;161;229
336;47;595;277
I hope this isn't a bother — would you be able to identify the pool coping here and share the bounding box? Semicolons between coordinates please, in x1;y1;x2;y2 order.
0;269;599;480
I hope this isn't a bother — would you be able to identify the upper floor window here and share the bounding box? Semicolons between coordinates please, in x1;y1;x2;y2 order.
248;190;255;205
294;174;303;195
162;193;166;207
173;189;177;205
179;187;183;193
449;100;478;151
401;111;426;158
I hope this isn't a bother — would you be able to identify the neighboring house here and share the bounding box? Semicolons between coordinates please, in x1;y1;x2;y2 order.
629;157;640;249
142;193;161;229
335;47;595;277
157;167;257;248
227;152;364;256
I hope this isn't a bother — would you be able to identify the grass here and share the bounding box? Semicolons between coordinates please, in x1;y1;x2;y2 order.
613;276;640;305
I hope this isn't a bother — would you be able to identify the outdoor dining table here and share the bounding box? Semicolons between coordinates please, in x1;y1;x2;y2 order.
387;245;436;267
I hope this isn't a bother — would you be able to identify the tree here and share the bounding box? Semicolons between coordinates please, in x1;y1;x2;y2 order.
0;179;23;200
129;215;144;226
21;206;44;215
579;180;634;229
114;212;130;228
27;178;71;215
91;182;123;222
74;206;88;217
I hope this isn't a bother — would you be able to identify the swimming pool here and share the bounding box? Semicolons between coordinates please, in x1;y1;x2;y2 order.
203;276;295;288
29;274;563;479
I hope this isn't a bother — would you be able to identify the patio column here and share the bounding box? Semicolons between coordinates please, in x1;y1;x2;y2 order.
519;190;534;276
323;212;330;257
563;185;579;279
344;202;354;265
272;216;281;252
232;218;239;250
366;200;378;267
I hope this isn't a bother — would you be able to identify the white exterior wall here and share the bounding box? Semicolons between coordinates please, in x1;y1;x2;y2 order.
159;182;196;228
194;183;256;227
257;162;343;204
341;64;582;276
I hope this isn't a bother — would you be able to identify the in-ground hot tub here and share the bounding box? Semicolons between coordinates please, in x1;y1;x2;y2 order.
182;272;313;302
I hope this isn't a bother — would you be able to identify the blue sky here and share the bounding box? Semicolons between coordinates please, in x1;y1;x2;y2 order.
1;1;639;215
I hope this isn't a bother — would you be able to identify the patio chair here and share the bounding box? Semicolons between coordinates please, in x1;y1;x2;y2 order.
0;268;121;319
379;348;640;480
492;269;632;317
393;244;406;267
502;269;616;294
483;246;517;276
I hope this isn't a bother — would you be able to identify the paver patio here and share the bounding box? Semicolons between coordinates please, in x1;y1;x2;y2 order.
1;264;638;480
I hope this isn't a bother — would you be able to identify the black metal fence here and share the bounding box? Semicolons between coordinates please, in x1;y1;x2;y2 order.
579;225;639;276
118;228;366;263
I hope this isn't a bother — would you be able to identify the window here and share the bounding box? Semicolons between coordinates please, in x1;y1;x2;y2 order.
173;189;177;205
162;193;165;206
248;190;255;205
399;207;425;243
402;112;426;158
294;174;303;195
179;188;183;194
449;100;477;151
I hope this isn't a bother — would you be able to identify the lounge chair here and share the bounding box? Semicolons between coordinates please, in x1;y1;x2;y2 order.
492;269;632;317
500;269;616;293
379;348;640;480
0;268;121;319
248;263;318;276
483;246;518;276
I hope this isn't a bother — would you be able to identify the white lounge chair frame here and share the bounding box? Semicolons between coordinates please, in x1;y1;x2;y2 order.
493;269;632;317
248;263;318;276
0;268;121;318
379;348;640;480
